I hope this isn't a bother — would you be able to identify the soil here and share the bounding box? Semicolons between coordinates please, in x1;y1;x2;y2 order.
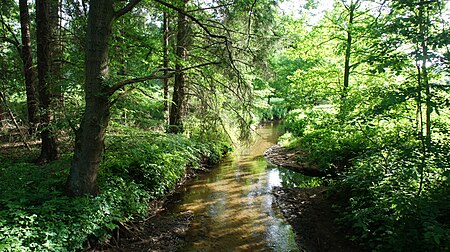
267;144;365;252
273;187;363;252
264;144;325;177
96;210;193;252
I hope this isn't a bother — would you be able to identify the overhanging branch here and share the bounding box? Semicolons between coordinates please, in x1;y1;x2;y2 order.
0;14;21;51
107;69;169;96
179;61;221;72
0;36;20;50
154;0;228;41
154;0;243;83
114;0;142;19
107;61;221;97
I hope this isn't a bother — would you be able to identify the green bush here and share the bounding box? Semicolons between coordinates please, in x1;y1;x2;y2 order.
282;102;450;251
284;109;368;172
102;130;223;197
0;127;229;251
256;98;288;121
0;157;150;251
334;144;450;251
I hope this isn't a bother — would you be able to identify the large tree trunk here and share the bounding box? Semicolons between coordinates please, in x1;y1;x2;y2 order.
19;0;39;134
168;0;189;133
36;0;59;163
66;0;114;196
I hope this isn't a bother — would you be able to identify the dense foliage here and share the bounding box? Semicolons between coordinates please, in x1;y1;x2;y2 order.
1;0;449;250
269;0;450;250
0;128;228;251
1;0;264;249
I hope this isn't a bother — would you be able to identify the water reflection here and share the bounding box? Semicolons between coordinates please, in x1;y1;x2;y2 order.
171;122;316;251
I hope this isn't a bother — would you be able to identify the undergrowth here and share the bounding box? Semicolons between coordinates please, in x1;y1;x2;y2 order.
0;128;229;251
282;108;450;251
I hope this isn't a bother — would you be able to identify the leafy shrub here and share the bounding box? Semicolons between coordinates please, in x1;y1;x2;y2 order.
0;155;154;251
110;91;165;129
282;99;450;251
284;109;368;172
256;98;288;121
102;129;226;197
334;144;450;251
0;127;229;251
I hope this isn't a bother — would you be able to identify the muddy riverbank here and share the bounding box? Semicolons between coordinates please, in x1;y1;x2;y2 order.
272;186;363;252
265;144;364;252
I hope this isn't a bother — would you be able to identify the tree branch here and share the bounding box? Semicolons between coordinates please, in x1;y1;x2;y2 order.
188;3;234;13
154;0;244;91
107;61;221;97
154;0;228;41
179;61;221;72
246;0;258;49
0;15;21;51
109;86;136;107
0;36;20;49
107;69;170;96
114;0;142;19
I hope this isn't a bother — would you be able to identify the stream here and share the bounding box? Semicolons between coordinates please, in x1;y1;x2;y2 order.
169;122;318;251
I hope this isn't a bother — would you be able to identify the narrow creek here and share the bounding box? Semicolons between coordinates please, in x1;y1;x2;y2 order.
169;122;318;251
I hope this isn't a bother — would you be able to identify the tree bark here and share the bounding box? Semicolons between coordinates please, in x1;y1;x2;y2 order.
36;0;59;163
50;0;64;103
19;0;39;134
168;0;189;133
342;7;353;96
66;0;115;196
163;10;170;117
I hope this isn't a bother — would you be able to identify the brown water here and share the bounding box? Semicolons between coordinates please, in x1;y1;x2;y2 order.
171;122;314;252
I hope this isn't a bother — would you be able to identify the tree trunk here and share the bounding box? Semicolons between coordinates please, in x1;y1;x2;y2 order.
163;10;170;117
422;8;431;154
19;0;39;134
417;2;431;196
168;0;189;133
340;0;357;116
342;14;352;96
50;0;64;103
66;0;115;196
0;102;4;125
36;0;59;163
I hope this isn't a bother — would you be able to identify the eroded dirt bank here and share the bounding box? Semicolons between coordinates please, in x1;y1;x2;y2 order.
264;144;325;177
99;210;193;252
266;144;364;252
94;169;208;252
273;186;363;252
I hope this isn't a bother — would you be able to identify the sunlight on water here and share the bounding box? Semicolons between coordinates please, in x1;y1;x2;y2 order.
267;169;282;188
170;122;316;251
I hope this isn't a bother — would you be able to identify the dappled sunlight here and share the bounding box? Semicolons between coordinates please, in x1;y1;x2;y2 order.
169;123;299;251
